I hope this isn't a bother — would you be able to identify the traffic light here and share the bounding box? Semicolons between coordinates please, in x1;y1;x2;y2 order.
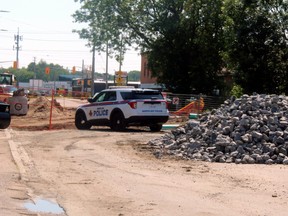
72;66;76;74
13;61;18;69
45;67;50;75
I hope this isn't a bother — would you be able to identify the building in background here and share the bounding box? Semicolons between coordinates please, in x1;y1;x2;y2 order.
140;53;163;90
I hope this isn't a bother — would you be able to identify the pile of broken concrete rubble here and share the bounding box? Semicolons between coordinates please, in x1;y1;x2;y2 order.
149;94;288;164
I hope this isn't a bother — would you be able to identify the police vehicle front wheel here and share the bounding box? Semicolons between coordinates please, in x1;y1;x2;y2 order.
110;112;126;131
75;111;91;130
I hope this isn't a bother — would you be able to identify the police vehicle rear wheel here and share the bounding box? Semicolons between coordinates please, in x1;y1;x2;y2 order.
149;124;162;132
75;111;91;130
110;112;126;131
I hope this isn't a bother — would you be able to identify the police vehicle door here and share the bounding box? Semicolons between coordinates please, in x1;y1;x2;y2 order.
91;91;116;120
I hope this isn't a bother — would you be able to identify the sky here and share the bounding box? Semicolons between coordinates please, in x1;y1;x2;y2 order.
0;0;141;74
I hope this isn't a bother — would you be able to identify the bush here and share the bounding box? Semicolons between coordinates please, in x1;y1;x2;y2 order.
230;84;243;98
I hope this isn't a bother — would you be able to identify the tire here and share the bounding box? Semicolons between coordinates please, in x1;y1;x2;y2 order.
0;119;10;129
110;112;126;131
75;111;91;130
149;124;162;132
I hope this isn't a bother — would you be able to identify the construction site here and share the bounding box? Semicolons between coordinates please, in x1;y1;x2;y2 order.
0;91;287;216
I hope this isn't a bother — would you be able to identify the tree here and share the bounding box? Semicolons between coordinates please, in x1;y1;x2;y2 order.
73;0;131;68
128;70;140;81
27;60;69;82
73;0;226;94
224;0;288;94
146;0;226;93
0;68;34;83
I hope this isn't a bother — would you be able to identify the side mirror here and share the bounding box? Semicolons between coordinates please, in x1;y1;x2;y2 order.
87;97;93;103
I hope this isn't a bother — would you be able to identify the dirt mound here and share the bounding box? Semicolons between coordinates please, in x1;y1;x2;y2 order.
10;96;75;131
27;96;64;118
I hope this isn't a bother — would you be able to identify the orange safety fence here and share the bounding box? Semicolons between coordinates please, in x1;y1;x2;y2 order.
172;97;205;115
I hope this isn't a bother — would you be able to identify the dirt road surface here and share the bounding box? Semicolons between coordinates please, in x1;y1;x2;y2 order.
1;97;288;216
1;127;288;216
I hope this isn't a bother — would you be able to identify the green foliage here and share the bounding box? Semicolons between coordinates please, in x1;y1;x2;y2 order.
93;72;114;80
0;61;70;83
0;68;34;82
146;0;226;94
72;0;130;65
224;0;288;94
127;70;140;81
73;0;225;94
73;0;288;95
27;60;70;81
230;84;244;98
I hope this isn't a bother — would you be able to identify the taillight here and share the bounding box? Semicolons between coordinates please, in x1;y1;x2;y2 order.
165;101;169;109
128;101;137;109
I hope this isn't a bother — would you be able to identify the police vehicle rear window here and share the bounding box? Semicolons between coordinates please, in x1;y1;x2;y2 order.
121;91;163;100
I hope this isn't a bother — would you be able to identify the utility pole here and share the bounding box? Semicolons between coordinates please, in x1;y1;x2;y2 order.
14;28;22;69
119;35;123;72
32;57;36;91
105;41;109;89
33;57;36;79
91;44;96;96
82;59;85;78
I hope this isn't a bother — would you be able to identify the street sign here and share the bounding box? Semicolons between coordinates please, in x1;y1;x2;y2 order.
115;71;127;85
172;97;179;105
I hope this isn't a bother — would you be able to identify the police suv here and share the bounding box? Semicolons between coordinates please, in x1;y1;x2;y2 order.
75;87;169;131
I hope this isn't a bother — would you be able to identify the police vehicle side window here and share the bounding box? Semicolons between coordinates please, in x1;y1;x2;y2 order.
120;92;132;100
103;92;116;101
95;92;106;102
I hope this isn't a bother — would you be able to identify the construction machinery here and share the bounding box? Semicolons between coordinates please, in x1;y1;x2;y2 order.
0;72;16;85
0;72;28;116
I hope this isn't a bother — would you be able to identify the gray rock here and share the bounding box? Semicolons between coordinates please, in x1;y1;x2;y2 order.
149;94;288;164
241;134;252;143
251;131;263;140
282;158;288;165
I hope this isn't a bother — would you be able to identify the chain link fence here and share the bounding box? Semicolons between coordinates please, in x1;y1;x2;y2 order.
17;87;228;119
163;92;227;115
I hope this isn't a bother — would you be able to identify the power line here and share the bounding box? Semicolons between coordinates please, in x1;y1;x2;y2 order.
24;37;83;42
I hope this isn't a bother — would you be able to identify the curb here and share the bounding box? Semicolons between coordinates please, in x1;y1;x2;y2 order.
6;128;28;181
